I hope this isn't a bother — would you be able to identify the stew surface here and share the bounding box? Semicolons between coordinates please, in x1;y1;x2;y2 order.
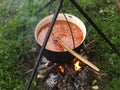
37;20;83;52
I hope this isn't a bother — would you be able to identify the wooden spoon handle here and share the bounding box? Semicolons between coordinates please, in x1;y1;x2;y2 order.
56;38;100;72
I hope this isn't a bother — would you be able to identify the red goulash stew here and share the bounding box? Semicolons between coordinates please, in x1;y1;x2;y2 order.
37;20;83;52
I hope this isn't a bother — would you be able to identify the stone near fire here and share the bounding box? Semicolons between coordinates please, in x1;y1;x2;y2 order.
92;85;99;90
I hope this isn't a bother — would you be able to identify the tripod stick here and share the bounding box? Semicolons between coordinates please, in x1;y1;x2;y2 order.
70;0;120;56
26;0;64;90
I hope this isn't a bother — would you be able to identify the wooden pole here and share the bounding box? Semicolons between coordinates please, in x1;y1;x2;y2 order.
53;38;100;72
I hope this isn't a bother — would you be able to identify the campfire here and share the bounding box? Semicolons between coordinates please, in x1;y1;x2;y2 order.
36;44;100;90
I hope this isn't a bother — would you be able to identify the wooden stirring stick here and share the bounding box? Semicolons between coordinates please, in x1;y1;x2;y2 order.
53;37;100;72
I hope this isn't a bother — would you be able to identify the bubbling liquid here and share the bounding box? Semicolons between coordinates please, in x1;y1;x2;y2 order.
37;20;83;52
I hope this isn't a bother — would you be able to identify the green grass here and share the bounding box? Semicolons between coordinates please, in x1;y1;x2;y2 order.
0;0;120;90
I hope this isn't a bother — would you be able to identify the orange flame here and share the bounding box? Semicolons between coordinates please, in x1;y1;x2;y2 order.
74;60;82;71
59;66;64;73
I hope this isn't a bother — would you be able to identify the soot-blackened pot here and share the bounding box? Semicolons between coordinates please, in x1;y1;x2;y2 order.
35;13;86;64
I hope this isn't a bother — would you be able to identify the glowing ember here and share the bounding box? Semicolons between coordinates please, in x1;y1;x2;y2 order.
74;61;82;71
59;66;64;73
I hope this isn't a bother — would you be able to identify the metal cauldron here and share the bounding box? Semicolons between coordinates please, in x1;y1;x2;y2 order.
35;13;86;64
